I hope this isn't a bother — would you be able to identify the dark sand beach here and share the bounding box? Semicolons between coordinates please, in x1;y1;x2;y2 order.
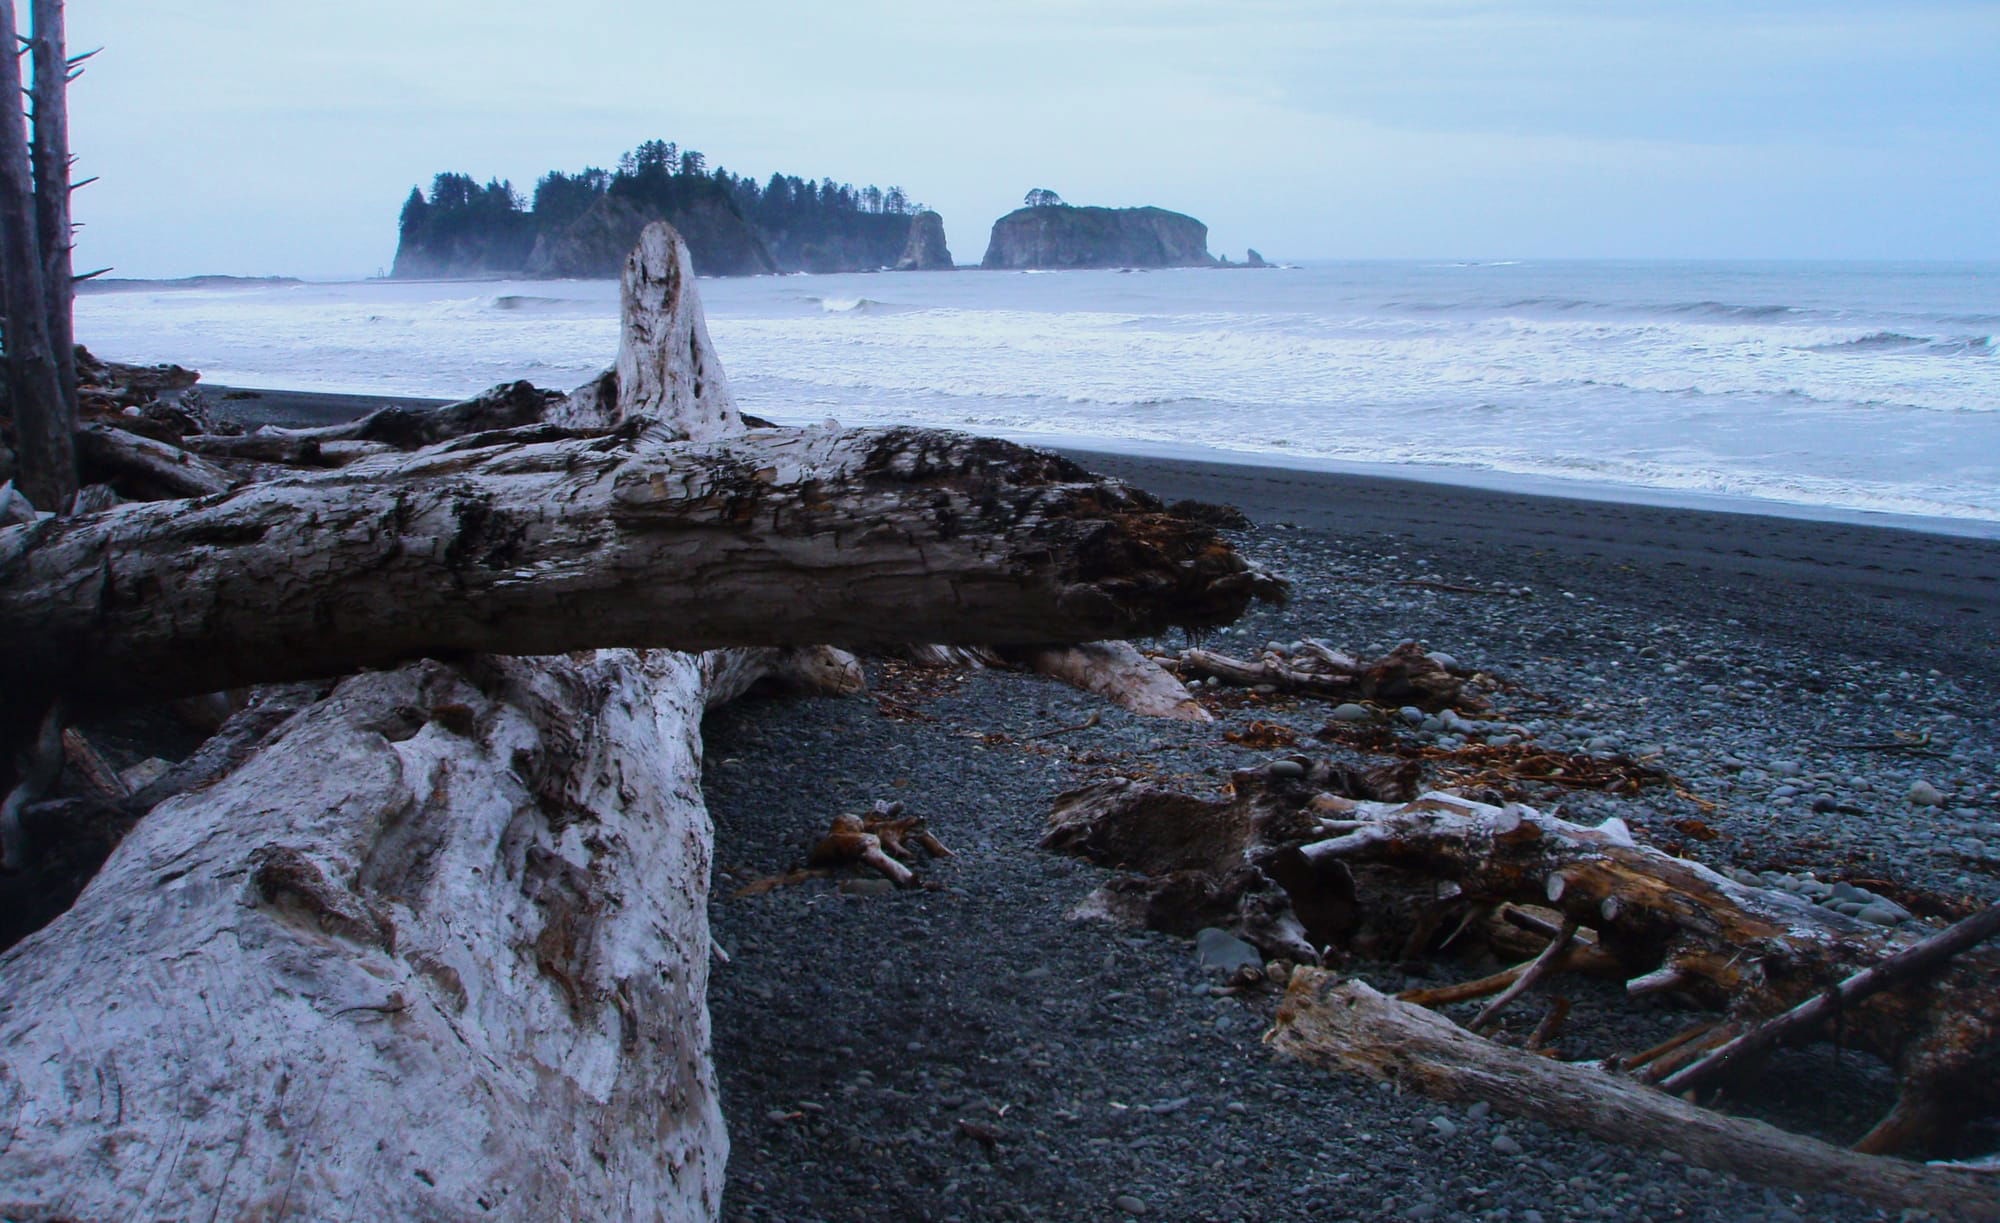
215;384;2000;1220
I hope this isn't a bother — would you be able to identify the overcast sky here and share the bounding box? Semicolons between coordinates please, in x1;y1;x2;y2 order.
67;1;2000;277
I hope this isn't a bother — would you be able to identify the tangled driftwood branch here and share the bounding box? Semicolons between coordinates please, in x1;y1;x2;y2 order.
1044;762;2000;1180
1177;640;1478;712
1270;972;2000;1219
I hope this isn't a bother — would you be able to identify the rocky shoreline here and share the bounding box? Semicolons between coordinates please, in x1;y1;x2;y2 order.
703;475;1998;1221
193;385;2000;1217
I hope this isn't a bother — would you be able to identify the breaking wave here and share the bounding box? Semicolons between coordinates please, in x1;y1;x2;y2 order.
808;295;909;314
1806;331;1993;358
487;295;572;312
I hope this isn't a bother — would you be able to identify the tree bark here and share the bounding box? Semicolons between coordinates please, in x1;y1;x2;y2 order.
1270;972;2000;1220
0;0;74;512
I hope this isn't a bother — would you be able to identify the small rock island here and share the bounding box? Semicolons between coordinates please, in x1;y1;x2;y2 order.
980;189;1217;270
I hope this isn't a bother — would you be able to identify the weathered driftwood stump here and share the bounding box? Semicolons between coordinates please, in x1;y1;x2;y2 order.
0;223;1267;1219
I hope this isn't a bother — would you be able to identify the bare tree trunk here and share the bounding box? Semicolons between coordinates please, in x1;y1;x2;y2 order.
0;0;74;512
28;0;75;423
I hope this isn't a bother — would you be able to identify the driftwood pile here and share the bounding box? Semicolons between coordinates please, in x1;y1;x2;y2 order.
1045;764;2000;1217
0;223;1271;1219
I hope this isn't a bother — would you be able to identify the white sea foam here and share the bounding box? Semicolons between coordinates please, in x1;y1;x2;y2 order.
73;261;2000;525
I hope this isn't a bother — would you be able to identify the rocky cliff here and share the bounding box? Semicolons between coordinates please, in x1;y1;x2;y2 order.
390;216;536;279
979;204;1216;270
894;211;954;270
523;194;777;278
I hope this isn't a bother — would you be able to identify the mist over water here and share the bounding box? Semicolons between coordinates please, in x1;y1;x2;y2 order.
77;260;2000;526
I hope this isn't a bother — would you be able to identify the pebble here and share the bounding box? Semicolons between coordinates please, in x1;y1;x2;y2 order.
1491;1135;1524;1156
1267;759;1307;780
1428;1116;1458;1140
838;878;896;897
1908;780;1946;807
1857;904;1904;926
1329;703;1372;722
1114;1193;1149;1216
1194;928;1262;976
1400;706;1426;727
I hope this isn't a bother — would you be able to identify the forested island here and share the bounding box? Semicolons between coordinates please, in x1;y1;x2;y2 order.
391;140;954;278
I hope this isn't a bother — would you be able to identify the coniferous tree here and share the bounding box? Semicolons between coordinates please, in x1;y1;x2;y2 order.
398;186;430;236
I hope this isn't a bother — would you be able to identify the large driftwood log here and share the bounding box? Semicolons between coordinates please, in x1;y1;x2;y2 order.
248;379;564;451
0;424;1266;708
0;654;731;1219
1270;972;2000;1220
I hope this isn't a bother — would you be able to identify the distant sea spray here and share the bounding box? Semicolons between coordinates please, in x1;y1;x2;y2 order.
74;260;2000;528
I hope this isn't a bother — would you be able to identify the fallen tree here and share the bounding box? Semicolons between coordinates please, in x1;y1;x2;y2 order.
0;420;1261;709
0;223;1268;1218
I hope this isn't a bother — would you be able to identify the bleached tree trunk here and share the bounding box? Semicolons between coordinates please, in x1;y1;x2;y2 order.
0;654;731;1220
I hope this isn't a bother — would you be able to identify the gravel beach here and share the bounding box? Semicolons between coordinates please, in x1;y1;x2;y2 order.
209;388;2000;1219
702;450;2000;1223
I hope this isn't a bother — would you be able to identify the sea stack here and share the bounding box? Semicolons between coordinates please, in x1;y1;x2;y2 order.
894;210;954;270
980;197;1218;270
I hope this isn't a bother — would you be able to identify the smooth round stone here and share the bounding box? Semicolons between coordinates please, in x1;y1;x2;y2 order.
1908;780;1946;807
1114;1194;1149;1216
1400;706;1426;727
1329;703;1371;723
1194;927;1262;976
1770;760;1804;778
1857;904;1904;926
1491;1134;1524;1156
1267;759;1307;780
1429;652;1458;671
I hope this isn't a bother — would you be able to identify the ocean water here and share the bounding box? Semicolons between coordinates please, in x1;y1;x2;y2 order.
75;260;2000;531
